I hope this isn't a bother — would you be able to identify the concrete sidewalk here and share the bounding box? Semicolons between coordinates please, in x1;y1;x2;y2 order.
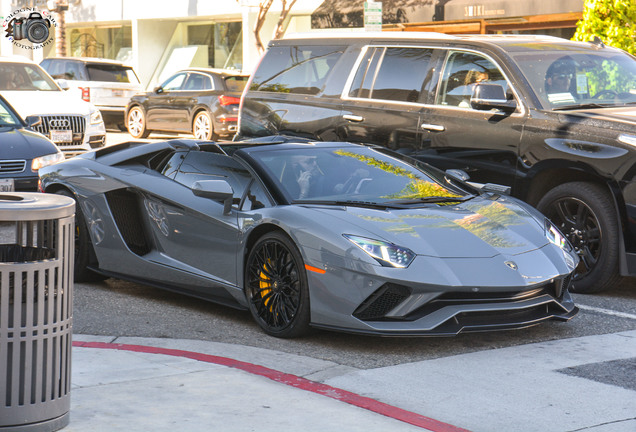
65;331;636;432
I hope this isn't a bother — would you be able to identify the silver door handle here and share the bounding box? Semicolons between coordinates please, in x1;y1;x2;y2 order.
343;114;364;122
420;123;445;132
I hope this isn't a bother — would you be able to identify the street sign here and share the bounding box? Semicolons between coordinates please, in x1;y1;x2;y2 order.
364;1;382;32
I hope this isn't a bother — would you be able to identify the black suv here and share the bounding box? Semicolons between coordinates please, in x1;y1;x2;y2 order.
238;33;636;293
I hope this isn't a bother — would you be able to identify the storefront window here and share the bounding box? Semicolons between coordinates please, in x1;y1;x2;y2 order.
69;26;133;61
187;22;242;70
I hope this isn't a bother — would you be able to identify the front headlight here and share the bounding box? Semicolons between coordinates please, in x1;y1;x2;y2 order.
545;219;572;252
32;151;65;171
90;109;103;125
344;234;415;268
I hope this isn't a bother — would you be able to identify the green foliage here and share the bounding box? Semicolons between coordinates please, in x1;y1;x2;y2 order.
573;0;636;55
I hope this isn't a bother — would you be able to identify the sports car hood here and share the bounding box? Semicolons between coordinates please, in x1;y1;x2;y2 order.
312;197;549;258
1;90;94;117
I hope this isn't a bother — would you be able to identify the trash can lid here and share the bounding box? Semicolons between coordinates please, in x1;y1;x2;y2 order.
0;192;75;221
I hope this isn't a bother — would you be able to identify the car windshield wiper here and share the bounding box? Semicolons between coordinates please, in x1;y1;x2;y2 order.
386;195;474;205
553;103;615;111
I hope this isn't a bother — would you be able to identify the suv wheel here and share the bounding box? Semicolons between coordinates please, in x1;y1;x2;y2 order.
193;111;214;140
127;106;150;139
537;182;622;293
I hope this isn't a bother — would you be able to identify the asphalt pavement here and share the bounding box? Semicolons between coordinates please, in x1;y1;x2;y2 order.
57;330;636;432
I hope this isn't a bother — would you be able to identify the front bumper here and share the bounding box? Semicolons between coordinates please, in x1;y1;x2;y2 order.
304;245;578;336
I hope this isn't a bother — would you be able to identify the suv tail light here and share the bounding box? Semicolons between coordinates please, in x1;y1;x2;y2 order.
218;95;240;106
79;87;90;102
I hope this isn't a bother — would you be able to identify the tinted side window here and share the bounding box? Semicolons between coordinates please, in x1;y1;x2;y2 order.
175;152;253;203
348;47;383;99
161;73;187;91
250;45;345;95
348;47;432;103
184;73;212;90
241;180;271;211
436;51;507;108
372;48;433;102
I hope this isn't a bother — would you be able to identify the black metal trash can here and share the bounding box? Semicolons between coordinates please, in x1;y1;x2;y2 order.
0;193;75;432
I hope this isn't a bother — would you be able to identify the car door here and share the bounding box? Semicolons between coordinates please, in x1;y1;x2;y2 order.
415;50;525;187
145;72;188;131
171;72;213;132
146;151;252;290
337;46;435;152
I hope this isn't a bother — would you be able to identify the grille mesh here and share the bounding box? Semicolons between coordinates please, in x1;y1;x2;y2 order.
32;115;85;145
0;160;26;174
353;284;410;320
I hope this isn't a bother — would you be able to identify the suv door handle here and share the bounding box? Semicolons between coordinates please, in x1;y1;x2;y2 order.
343;114;364;122
420;123;445;132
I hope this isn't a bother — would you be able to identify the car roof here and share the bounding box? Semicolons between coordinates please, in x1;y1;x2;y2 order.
42;57;133;66
277;32;611;52
0;56;37;64
179;67;248;77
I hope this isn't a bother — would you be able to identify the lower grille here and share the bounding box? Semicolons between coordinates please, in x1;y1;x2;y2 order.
32;115;86;145
0;160;26;174
354;284;411;320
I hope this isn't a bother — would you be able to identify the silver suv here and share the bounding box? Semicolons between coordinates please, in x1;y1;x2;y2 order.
0;57;106;158
40;57;142;131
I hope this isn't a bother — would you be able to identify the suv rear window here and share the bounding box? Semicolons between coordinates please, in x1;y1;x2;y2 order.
86;64;140;84
250;45;345;95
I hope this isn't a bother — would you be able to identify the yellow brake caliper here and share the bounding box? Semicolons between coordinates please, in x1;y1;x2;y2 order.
259;259;273;312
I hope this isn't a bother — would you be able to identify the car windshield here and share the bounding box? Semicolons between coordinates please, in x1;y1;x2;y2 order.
250;145;472;205
0;98;20;127
510;45;636;110
0;63;59;91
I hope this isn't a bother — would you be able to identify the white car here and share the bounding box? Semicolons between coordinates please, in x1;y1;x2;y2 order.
40;57;142;131
0;57;106;158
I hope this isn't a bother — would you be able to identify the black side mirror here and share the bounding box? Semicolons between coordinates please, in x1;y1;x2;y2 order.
192;179;234;214
154;86;163;94
445;169;470;182
470;83;517;112
25;115;42;128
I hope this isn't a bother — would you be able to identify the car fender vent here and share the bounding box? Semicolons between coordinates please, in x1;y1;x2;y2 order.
105;189;151;256
353;283;411;321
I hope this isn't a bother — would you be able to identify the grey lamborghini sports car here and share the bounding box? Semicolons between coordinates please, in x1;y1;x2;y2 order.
38;139;579;337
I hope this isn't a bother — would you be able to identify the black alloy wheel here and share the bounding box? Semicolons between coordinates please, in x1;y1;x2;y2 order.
245;232;310;338
537;182;621;293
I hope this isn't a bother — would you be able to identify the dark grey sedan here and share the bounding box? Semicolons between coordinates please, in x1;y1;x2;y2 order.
125;68;248;140
38;139;578;337
0;94;63;192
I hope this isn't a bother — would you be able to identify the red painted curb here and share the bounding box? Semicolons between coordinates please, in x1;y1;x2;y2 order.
73;341;471;432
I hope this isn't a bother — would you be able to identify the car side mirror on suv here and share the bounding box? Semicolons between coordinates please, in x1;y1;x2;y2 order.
154;86;164;94
55;79;70;90
25;115;42;128
470;83;517;113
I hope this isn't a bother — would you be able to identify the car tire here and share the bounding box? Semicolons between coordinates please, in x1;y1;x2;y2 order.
192;111;214;141
537;182;622;293
56;189;107;283
244;231;311;338
127;106;150;139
